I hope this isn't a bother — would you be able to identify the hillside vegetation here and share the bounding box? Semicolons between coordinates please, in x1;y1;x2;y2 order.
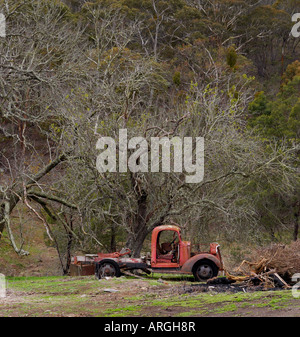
0;0;299;275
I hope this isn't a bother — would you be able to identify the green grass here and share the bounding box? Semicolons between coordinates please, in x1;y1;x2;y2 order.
3;276;299;317
103;305;143;317
144;273;195;282
7;275;108;295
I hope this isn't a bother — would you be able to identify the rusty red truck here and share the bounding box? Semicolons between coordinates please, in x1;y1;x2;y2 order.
71;224;223;281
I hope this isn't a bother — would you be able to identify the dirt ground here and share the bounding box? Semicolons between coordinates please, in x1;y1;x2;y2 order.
0;275;299;317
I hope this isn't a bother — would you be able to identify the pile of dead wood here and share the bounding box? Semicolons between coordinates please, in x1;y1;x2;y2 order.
225;241;300;288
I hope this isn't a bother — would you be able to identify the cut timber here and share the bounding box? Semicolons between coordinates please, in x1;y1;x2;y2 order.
234;258;269;275
272;273;291;288
122;270;147;279
225;270;249;282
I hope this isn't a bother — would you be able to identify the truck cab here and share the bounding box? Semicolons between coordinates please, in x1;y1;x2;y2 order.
151;225;189;268
151;225;223;281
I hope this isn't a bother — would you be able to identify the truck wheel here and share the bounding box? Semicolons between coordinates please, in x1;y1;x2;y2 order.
192;259;218;282
96;260;121;279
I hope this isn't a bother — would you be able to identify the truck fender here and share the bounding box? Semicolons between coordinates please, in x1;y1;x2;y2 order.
94;257;119;265
94;258;119;272
181;254;221;273
95;258;121;278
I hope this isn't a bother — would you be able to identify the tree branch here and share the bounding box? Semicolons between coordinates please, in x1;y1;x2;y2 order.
27;190;77;209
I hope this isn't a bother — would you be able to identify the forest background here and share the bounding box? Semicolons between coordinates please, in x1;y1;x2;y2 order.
0;0;299;276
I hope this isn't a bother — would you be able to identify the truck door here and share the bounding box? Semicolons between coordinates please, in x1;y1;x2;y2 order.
152;229;180;268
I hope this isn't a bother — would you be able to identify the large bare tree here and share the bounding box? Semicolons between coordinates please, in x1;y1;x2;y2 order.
0;0;298;272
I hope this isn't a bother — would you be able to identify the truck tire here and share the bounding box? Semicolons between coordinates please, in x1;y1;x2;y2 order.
95;260;121;279
192;259;219;282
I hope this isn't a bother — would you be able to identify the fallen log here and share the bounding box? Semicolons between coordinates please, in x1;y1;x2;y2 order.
271;273;291;289
122;270;147;279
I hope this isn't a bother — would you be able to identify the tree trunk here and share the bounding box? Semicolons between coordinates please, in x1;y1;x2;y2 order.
110;223;117;252
126;190;148;257
125;174;149;257
0;212;5;238
126;226;150;258
3;200;29;255
125;172;174;256
293;220;298;241
293;204;300;241
64;215;74;275
126;214;168;257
